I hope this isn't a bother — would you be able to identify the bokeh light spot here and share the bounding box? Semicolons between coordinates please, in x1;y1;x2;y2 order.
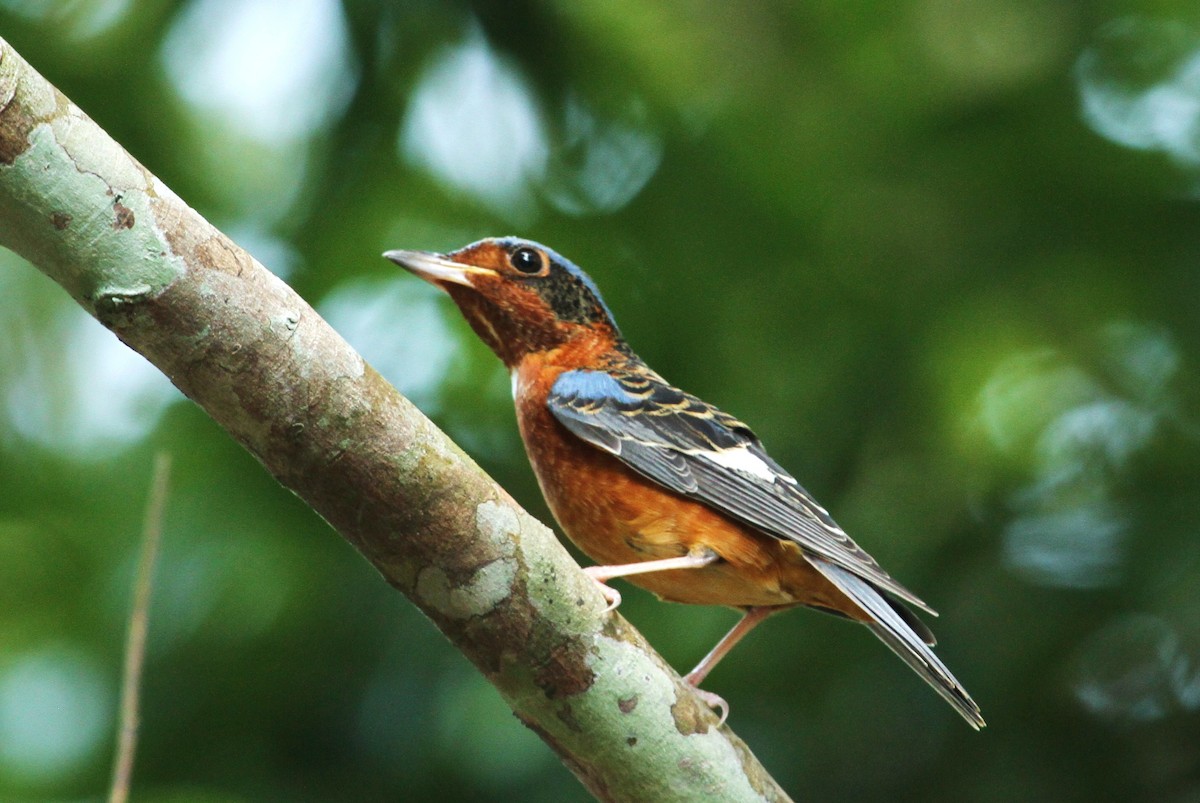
162;0;358;143
0;648;111;784
400;28;548;222
0;265;180;459
1075;615;1200;722
0;0;131;41
1003;502;1125;589
160;0;359;223
319;276;460;415
542;96;663;217
980;321;1178;589
1077;18;1200;169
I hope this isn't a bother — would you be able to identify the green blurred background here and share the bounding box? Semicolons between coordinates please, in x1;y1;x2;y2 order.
2;1;1200;800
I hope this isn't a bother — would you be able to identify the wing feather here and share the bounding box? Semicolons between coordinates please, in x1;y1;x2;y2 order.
548;366;933;613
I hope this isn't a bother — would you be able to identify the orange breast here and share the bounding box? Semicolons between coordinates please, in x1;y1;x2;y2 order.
513;355;860;614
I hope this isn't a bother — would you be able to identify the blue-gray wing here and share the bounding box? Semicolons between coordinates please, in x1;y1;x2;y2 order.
547;367;934;614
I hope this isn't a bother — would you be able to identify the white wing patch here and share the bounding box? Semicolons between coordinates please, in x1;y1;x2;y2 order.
694;444;777;482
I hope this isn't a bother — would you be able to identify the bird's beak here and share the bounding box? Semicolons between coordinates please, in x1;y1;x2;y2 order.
383;249;498;288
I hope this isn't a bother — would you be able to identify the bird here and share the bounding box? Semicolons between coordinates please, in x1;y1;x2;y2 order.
384;237;984;729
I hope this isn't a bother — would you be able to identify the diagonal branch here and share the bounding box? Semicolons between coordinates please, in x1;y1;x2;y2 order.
0;38;791;802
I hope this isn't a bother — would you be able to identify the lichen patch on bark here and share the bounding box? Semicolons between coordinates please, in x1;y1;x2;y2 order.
415;558;517;619
475;500;520;557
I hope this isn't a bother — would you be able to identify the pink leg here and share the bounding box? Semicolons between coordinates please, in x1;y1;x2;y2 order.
584;548;718;612
681;606;776;725
684;606;776;687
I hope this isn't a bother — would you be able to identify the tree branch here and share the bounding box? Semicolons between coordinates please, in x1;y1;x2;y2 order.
0;38;791;802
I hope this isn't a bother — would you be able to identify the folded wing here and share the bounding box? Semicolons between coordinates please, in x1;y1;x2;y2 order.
547;366;933;614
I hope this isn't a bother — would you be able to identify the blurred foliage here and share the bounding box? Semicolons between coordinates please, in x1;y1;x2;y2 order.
2;0;1200;800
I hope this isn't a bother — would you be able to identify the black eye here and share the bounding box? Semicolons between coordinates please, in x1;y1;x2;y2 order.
510;247;544;274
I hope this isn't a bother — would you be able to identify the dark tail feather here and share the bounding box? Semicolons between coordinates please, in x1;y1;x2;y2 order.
811;557;985;729
887;596;937;646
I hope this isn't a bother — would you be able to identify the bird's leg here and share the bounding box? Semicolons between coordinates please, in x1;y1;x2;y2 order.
583;548;719;612
585;549;752;725
681;606;777;724
684;606;776;686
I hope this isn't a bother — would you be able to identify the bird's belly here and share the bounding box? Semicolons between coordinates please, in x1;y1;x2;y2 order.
521;413;853;612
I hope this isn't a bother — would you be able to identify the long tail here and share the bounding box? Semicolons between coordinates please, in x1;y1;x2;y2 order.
811;558;985;729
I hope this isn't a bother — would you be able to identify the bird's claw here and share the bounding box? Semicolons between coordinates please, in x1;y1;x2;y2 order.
582;567;622;612
683;668;729;725
686;685;729;726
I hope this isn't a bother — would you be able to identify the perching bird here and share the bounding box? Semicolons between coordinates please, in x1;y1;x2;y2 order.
384;237;984;729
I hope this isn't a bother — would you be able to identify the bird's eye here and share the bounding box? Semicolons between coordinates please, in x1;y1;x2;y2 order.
510;247;544;274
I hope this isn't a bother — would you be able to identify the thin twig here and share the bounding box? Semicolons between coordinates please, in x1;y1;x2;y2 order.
109;452;171;803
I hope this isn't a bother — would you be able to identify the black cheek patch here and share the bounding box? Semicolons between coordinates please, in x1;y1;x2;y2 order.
535;267;608;325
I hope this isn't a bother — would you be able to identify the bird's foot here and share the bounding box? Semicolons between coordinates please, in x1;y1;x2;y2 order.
684;682;729;727
582;567;622;612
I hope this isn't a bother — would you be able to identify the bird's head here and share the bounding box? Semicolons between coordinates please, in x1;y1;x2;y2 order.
384;237;621;367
